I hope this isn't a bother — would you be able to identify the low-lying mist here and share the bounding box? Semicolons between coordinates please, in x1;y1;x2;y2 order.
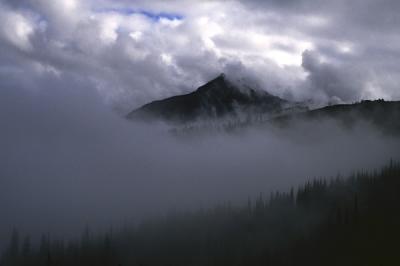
1;85;399;249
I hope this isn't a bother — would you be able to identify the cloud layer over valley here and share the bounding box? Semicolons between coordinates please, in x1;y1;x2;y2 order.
1;81;399;246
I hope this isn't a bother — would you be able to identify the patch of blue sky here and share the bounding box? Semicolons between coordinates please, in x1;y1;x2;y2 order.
139;10;183;21
95;7;183;21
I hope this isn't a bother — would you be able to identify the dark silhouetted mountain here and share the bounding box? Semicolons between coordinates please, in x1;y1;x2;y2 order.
127;74;292;123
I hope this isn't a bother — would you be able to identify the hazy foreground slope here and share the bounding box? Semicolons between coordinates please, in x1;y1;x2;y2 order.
2;162;400;266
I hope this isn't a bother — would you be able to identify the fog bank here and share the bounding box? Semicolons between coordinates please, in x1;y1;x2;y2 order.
0;85;399;249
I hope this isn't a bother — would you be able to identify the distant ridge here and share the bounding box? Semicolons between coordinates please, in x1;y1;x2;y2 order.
273;99;400;132
170;99;400;137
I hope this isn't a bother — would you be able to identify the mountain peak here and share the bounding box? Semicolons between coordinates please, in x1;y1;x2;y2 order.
204;73;227;86
197;73;232;93
128;75;288;123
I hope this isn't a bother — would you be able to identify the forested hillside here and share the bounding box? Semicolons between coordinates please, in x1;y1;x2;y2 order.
2;161;400;266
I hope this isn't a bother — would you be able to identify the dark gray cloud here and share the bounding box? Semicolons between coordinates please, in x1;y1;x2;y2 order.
301;50;365;103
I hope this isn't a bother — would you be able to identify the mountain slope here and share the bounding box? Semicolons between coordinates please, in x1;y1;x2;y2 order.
127;74;290;123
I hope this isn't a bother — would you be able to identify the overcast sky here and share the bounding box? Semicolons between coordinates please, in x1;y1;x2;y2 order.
1;0;400;112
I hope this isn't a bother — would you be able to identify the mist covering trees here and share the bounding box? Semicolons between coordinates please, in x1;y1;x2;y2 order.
2;161;400;266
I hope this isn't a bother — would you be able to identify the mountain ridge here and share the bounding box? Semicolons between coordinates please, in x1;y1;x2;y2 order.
127;75;400;135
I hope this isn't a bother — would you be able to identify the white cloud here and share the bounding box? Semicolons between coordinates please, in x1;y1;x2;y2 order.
0;8;35;51
129;31;142;41
98;14;121;44
161;53;173;65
